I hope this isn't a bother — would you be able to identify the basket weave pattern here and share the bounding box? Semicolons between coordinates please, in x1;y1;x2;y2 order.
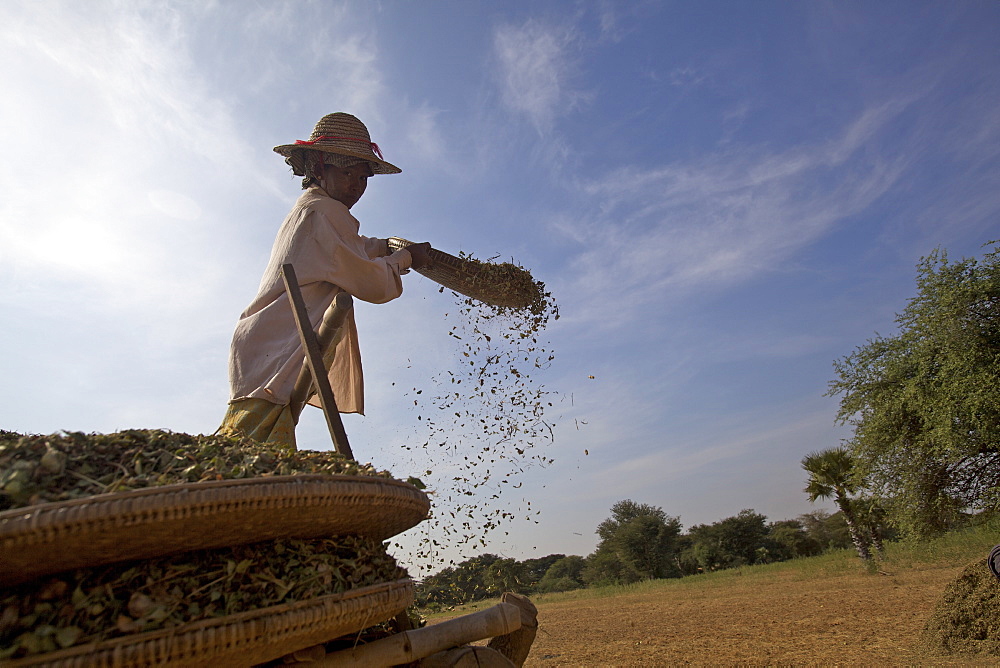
0;475;429;587
387;237;536;309
5;579;413;668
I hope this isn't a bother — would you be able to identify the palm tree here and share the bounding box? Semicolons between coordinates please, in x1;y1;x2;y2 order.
852;496;887;558
802;448;872;562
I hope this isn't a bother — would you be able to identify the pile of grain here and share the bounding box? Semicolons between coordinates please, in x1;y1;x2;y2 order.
0;429;389;510
922;558;1000;656
0;536;404;658
0;429;409;660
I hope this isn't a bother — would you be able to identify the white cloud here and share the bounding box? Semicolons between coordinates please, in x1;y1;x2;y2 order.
403;102;446;166
551;99;915;328
493;19;580;135
314;33;387;125
0;1;400;437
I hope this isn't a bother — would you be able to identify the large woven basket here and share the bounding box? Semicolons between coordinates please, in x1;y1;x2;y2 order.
0;475;429;587
387;237;539;309
5;578;413;668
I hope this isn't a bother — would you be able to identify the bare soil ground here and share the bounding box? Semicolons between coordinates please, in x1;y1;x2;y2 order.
520;562;991;667
433;555;1000;667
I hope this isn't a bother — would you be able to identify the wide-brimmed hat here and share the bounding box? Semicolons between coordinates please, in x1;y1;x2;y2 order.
274;112;401;175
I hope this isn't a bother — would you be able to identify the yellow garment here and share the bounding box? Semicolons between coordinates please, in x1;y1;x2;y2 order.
219;398;297;451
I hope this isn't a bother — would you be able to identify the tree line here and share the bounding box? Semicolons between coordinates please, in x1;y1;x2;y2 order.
415;503;855;609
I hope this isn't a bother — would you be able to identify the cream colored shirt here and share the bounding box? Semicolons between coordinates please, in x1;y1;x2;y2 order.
228;187;412;414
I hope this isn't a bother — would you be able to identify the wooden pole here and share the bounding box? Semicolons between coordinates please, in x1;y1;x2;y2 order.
316;602;521;667
288;290;354;423
280;264;354;459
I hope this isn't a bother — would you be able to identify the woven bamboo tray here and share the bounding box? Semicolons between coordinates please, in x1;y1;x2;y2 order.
0;475;429;587
387;237;538;309
5;578;413;668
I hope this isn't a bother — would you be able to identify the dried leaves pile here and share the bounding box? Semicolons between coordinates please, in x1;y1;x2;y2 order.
0;536;405;659
445;253;548;311
921;558;1000;655
0;429;388;511
0;430;407;660
399;257;559;568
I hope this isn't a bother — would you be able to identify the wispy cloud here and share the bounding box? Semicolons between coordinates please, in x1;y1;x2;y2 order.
0;1;397;435
551;99;915;327
0;4;269;247
0;2;395;298
493;19;582;135
402;102;447;167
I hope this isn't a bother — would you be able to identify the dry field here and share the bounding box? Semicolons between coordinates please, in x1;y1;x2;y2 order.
433;540;1000;667
524;562;979;666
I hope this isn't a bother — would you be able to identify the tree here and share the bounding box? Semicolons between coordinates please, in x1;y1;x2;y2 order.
582;548;634;587
584;500;684;584
538;555;586;592
851;496;889;558
797;510;854;551
481;557;526;596
415;553;548;607
802;448;872;562
415;554;504;607
827;244;1000;537
519;554;565;589
684;509;777;571
768;520;823;559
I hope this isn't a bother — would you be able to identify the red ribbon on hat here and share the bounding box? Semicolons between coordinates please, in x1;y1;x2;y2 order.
294;135;384;160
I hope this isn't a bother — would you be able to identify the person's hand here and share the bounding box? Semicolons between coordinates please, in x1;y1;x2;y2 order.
404;242;433;270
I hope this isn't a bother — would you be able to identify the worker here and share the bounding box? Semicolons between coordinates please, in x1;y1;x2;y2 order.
220;112;431;449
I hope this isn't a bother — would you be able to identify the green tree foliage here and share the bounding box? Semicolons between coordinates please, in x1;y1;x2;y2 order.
414;553;502;608
481;557;525;597
851;495;890;557
582;547;636;586
414;553;570;608
683;509;781;571
827;244;1000;537
519;554;565;586
797;510;854;551
538;555;586;592
768;519;823;559
583;500;684;585
416;502;871;609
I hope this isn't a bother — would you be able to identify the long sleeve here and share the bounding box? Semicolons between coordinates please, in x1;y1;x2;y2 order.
228;188;411;413
362;236;390;260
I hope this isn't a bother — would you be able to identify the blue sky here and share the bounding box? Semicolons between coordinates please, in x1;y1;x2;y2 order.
2;1;999;570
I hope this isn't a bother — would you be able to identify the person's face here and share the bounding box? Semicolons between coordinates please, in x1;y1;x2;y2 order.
320;161;373;209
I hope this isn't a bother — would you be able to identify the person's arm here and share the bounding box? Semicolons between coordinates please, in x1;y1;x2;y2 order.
360;235;432;272
362;237;431;270
362;236;390;259
294;216;409;303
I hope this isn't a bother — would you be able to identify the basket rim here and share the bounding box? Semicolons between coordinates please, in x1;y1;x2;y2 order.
5;578;414;667
0;473;419;521
0;475;429;586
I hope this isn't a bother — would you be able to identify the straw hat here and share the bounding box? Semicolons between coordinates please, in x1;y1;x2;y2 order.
274;113;401;175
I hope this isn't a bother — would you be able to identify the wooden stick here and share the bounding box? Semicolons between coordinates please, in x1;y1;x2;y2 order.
280;264;353;459
289;291;354;423
316;602;521;667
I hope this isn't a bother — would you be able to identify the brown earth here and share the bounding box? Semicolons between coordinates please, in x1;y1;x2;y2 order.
434;559;1000;667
